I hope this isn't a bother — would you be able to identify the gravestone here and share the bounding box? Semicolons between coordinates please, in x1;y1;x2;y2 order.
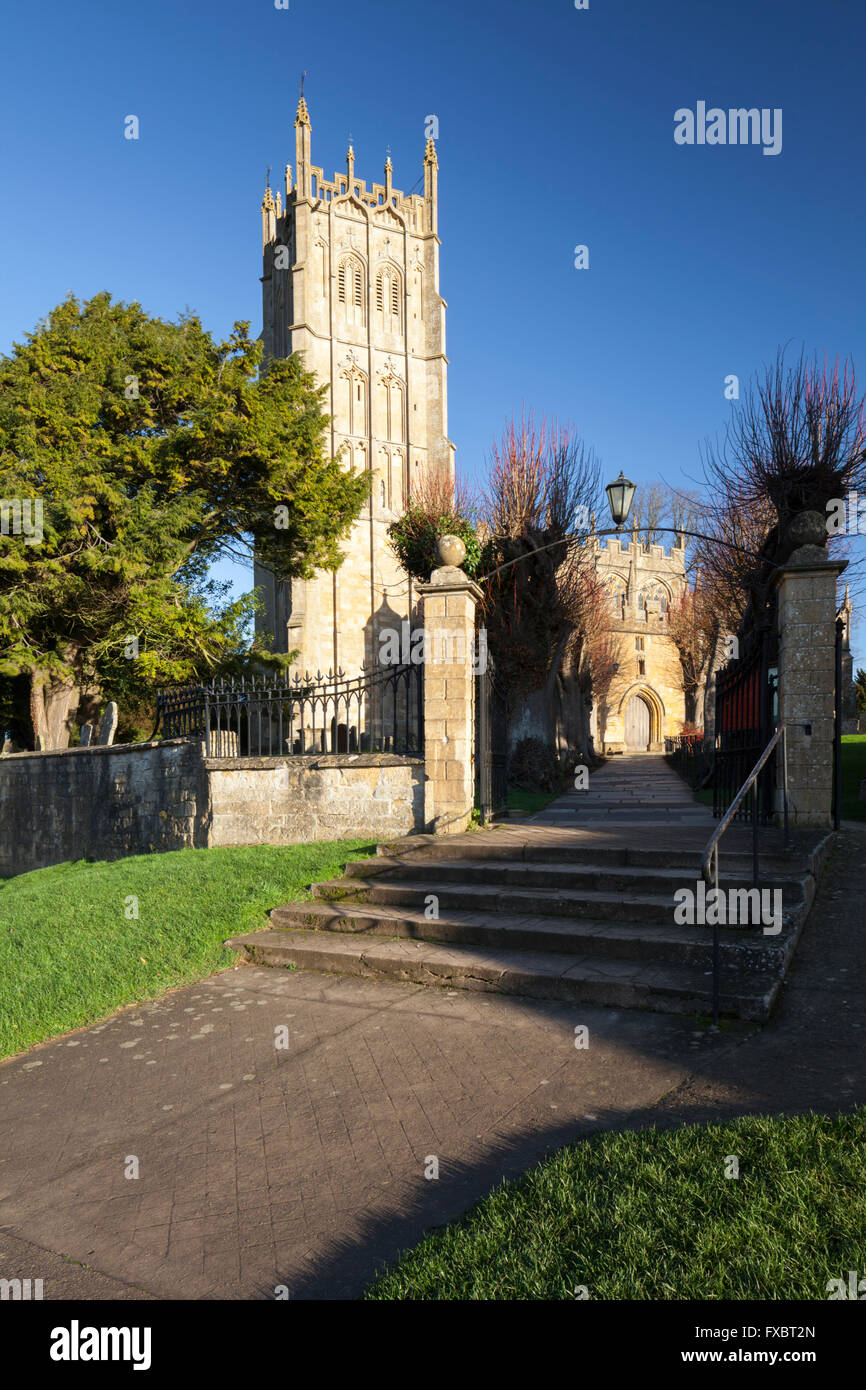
96;703;118;747
79;723;93;747
1;732;12;756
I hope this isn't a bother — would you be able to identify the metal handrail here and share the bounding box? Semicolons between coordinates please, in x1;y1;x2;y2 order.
701;723;791;1026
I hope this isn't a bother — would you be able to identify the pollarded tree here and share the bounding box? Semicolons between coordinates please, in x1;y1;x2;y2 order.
478;412;603;738
667;581;720;728
0;293;369;747
699;349;866;633
386;468;482;581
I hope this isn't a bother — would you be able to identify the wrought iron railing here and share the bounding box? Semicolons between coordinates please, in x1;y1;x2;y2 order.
713;619;779;822
665;733;710;789
475;647;508;823
702;723;792;1025
157;665;423;758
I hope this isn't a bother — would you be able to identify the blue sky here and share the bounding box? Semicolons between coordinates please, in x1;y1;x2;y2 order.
2;0;865;666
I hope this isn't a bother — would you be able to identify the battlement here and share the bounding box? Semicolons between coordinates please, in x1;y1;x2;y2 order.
262;96;438;245
590;531;687;575
302;166;426;220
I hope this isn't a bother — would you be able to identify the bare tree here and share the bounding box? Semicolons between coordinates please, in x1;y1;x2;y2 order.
571;567;619;705
479;412;603;726
668;486;703;540
667;581;719;727
629;483;669;546
704;350;866;523
700;351;866;609
408;466;477;527
386;467;479;582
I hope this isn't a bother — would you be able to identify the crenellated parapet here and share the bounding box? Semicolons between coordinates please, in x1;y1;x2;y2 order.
259;96;437;244
591;528;688;626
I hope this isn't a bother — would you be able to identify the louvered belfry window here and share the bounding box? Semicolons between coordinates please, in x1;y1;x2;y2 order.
376;267;401;327
338;256;365;323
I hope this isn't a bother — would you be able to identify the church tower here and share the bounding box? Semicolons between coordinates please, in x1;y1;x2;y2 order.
589;523;690;751
254;95;455;675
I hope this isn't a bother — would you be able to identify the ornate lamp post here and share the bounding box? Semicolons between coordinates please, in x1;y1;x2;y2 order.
605;472;636;530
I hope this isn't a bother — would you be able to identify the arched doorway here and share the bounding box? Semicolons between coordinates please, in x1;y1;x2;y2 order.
625;693;652;750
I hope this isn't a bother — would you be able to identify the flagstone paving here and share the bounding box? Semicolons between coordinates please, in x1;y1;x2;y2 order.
0;761;857;1301
532;751;715;824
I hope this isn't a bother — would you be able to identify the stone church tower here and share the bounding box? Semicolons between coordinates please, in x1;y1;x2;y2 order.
589;523;689;752
254;95;455;675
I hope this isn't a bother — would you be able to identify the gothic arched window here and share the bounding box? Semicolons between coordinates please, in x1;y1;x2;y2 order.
638;581;669;618
337;254;365;325
605;576;627;618
338;362;367;436
377;371;405;444
375;265;402;330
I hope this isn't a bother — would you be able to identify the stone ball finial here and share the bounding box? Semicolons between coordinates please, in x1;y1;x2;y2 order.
437;534;466;569
786;510;828;551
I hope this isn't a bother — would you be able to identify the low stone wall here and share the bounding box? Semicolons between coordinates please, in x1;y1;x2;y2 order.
0;739;209;876
206;753;424;846
0;742;425;876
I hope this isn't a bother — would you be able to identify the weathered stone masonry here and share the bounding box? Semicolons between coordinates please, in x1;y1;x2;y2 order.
206;753;423;848
0;739;209;877
0;743;423;876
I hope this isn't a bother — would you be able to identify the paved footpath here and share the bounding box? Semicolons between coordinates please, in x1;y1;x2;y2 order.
0;759;862;1300
533;752;716;826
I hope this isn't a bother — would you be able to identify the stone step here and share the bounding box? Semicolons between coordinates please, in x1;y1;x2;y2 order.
344;856;805;896
269;899;793;972
375;834;812;875
227;928;780;1021
310;876;800;927
555;798;703;808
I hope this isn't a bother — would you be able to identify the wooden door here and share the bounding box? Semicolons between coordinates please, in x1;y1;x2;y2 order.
625;695;650;749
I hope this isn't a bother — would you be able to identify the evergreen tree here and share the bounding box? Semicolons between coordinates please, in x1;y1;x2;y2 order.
0;293;368;747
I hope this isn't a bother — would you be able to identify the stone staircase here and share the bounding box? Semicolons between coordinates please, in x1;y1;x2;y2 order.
228;815;829;1022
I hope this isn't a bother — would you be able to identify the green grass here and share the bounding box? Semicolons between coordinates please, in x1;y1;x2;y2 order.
0;840;375;1060
840;734;866;821
506;785;562;816
689;738;866;820
365;1109;866;1300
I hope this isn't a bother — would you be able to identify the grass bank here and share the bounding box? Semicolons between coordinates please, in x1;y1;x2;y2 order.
0;840;375;1060
365;1109;866;1300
